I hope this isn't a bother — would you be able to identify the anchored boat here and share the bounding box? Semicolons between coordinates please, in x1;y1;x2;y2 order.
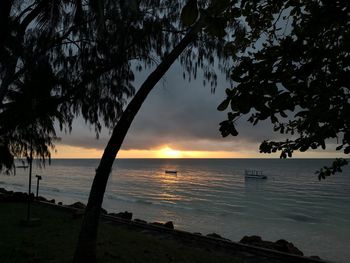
244;169;267;179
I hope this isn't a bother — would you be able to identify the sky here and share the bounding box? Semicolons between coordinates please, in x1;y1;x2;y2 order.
53;62;344;159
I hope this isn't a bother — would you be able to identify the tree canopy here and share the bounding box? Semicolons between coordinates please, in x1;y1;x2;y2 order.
218;0;350;179
70;1;244;261
0;0;231;171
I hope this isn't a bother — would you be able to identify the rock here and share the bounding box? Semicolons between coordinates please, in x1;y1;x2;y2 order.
36;196;48;202
207;233;231;241
0;188;8;194
0;190;37;203
109;211;133;220
68;202;103;213
134;219;147;224
193;232;202;235
58;202;63;205
151;222;164;227
67;202;86;210
207;233;223;239
164;221;174;229
49;199;55;204
275;239;303;256
240;235;304;256
240;235;263;244
13;192;31;202
149;221;175;229
101;207;108;215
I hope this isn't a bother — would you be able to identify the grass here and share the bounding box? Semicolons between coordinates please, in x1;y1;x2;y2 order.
0;202;244;263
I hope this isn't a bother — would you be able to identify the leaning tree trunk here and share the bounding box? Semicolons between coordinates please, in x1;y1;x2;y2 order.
73;22;203;263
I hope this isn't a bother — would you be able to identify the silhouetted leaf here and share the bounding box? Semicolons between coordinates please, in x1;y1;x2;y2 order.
344;146;350;154
217;99;230;111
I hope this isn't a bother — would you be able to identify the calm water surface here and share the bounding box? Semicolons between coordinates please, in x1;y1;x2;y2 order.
1;158;350;263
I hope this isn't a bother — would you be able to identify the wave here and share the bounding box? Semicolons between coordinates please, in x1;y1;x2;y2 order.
284;213;319;223
43;186;60;192
105;193;202;212
7;182;24;187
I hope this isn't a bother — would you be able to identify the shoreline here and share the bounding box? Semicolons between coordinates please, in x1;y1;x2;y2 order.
0;187;326;263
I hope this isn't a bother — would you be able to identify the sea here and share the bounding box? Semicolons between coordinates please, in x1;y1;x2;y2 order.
1;158;349;263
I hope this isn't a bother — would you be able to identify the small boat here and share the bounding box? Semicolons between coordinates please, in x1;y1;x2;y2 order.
165;170;177;174
244;169;267;179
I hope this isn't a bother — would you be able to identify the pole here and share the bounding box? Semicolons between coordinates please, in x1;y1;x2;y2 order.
26;137;33;221
36;176;39;197
35;175;42;198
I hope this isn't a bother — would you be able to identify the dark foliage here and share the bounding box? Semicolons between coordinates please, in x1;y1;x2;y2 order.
0;0;236;170
219;0;350;179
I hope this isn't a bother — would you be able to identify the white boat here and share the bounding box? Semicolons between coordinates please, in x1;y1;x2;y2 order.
165;170;177;174
244;170;267;179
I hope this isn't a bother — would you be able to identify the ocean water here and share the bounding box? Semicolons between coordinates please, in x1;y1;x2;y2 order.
1;158;350;263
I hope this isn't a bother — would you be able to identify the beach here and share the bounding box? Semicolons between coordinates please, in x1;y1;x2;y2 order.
0;193;327;263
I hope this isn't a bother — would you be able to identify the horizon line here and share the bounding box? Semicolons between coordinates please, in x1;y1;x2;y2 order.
36;157;346;160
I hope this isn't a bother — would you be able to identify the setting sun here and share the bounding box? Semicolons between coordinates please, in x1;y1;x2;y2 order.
158;147;182;158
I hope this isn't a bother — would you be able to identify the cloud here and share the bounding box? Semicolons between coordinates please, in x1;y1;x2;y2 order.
56;62;289;154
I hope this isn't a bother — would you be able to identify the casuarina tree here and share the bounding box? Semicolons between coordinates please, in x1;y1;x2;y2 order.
0;0;152;169
73;0;245;262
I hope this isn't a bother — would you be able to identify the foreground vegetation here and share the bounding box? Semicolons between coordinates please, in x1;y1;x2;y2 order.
0;202;245;263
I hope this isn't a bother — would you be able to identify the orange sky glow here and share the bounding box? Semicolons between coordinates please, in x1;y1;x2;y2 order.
52;144;256;158
51;144;344;159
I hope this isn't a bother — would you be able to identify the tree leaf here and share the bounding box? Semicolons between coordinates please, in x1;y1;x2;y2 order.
230;126;238;136
344;146;350;154
217;99;230;111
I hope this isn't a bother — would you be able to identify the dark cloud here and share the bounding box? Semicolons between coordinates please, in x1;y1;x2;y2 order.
57;62;282;153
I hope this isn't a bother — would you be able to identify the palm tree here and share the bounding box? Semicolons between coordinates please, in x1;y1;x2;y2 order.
0;54;65;220
0;55;63;171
